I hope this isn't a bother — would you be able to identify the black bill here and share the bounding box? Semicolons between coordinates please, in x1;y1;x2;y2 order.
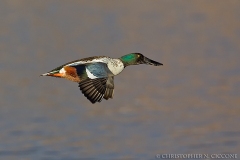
143;57;163;66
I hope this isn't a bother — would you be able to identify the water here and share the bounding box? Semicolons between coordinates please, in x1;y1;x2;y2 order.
0;1;240;159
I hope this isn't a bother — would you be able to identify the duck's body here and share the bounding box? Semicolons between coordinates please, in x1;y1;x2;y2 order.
41;53;163;103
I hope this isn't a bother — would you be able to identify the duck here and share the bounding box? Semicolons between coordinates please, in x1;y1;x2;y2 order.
41;53;163;103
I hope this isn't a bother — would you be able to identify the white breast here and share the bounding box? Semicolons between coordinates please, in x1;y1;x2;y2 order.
107;59;124;76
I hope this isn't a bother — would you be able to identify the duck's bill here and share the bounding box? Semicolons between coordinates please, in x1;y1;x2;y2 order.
143;57;163;66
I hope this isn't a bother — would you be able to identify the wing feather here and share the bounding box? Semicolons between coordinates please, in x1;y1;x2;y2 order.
78;76;115;103
78;78;107;103
104;77;114;100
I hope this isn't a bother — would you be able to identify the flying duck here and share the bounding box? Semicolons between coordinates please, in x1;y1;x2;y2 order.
41;53;163;103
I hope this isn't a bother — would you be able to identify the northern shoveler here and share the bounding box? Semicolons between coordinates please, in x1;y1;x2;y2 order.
41;53;163;103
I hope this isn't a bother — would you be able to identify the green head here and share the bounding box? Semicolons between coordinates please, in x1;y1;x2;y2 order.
120;53;163;67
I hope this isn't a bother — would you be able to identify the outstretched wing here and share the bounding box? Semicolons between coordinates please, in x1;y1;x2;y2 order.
78;78;107;103
78;76;115;103
104;76;114;100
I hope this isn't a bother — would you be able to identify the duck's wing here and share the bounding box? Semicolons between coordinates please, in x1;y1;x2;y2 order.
85;62;110;79
78;78;107;103
104;76;114;100
78;76;115;104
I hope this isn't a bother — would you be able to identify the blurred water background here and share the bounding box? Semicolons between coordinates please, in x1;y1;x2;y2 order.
0;0;240;159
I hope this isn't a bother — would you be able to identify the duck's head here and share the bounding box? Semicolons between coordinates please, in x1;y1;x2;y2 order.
120;53;163;67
